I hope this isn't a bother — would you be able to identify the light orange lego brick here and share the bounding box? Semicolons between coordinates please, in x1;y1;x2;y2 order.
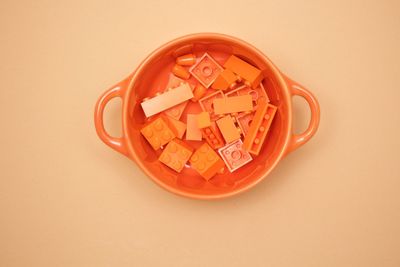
211;69;238;91
224;55;263;88
196;112;211;128
164;116;186;139
198;90;225;121
226;84;270;108
163;77;193;120
186;114;202;141
190;143;225;180
140;116;176;150
236;112;254;137
189;53;223;88
213;95;253;115
242;101;277;155
172;64;191;79
176;54;196;66
159;139;193;173
201;123;224;149
216;115;241;143
218;139;252;172
141;83;193;117
191;84;207;102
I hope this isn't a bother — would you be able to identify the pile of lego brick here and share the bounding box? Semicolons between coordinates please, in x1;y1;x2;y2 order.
140;52;277;180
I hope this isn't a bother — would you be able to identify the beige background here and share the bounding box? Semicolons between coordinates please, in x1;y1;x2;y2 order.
1;0;400;266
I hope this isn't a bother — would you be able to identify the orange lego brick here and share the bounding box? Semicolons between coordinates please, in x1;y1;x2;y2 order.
201;123;224;149
140;116;176;150
141;83;193;117
172;64;191;79
162;77;194;120
198;90;225;121
186;114;202;141
242;101;277;155
159;139;193;173
190;143;225;180
213;95;253;115
224;55;263;88
191;84;207;102
218;139;252;172
236;112;254;137
226;84;270;108
196;112;211;128
216;115;241;143
189;53;223;88
176;54;196;66
211;68;238;91
164;116;186;139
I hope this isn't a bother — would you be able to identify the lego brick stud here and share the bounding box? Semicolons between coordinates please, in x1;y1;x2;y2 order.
218;139;252;172
189;53;223;88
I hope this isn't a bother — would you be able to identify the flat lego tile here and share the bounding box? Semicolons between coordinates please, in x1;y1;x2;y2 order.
216;115;241;143
186;114;202;141
224;55;263;88
159;139;193;173
141;83;194;117
242;102;277;155
201;123;224;149
211;68;238;91
164;116;186;139
190;143;225;180
213;95;253;115
196;112;211;128
198;90;225;121
140;116;176;150
226;84;270;108
218;139;253;172
189;53;223;88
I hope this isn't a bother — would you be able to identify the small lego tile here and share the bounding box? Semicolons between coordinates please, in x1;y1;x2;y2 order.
201;123;224;149
176;54;196;66
226;84;270;108
159;139;193;173
224;55;263;89
190;143;225;180
186;114;202;141
189;53;223;88
141;83;194;117
172;64;191;79
213;95;253;115
191;84;207;102
218;139;252;172
211;69;238;91
140;116;176;150
196;112;211;128
164;116;186;139
216;115;241;143
242;101;277;155
198;90;225;121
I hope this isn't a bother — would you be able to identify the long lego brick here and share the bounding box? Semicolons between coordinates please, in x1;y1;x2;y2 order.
224;55;263;88
141;83;194;117
242;101;277;155
213;95;253;115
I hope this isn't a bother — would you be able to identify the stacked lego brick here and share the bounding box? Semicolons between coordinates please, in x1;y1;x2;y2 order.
139;52;277;180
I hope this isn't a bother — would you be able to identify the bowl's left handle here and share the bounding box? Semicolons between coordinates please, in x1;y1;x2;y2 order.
94;75;132;156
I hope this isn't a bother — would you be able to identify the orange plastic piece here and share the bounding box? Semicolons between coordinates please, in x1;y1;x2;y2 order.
198;90;225;120
226;84;270;108
190;143;225;180
224;55;263;89
172;64;191;79
213;95;253;115
196;112;211;128
191;84;207;102
140;116;176;150
189;53;223;88
216;115;241;143
201;123;224;149
159;139;193;173
164;116;186;139
211;69;238;91
141;83;193;117
163;76;191;120
243;101;277;155
176;54;196;66
236;112;254;137
186;114;202;141
218;139;252;172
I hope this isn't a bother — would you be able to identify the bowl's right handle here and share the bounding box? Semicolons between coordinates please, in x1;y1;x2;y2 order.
284;76;320;155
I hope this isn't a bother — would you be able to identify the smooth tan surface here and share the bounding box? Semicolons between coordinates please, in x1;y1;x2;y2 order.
1;0;399;266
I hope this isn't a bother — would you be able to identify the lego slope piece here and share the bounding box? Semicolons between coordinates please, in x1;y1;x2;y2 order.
176;54;196;66
224;55;263;88
172;64;191;79
216;115;241;143
213;95;253;115
198;90;225;121
186;114;202;141
218;139;252;172
141;83;194;117
159;139;193;173
189;53;223;88
243;101;277;155
201;124;224;149
164;116;186;139
196;112;211;128
140;116;176;150
190;143;225;180
211;69;238;91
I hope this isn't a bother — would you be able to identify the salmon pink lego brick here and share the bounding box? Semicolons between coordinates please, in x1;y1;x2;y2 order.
191;84;207;102
164;116;186;139
176;54;196;66
224;55;263;89
198;90;225;121
190;143;225;180
201;124;224;149
218;139;252;172
159;139;193;173
236;112;254;137
189;53;223;88
216;115;241;143
196;112;211;128
211;69;238;91
242;101;277;155
172;64;191;79
140;116;176;150
213;95;253;115
141;83;193;117
186;114;202;141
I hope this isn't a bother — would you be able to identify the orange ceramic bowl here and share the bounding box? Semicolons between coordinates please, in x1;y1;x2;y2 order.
94;33;320;199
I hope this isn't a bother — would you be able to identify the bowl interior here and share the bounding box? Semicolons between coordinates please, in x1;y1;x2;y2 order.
125;35;290;197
